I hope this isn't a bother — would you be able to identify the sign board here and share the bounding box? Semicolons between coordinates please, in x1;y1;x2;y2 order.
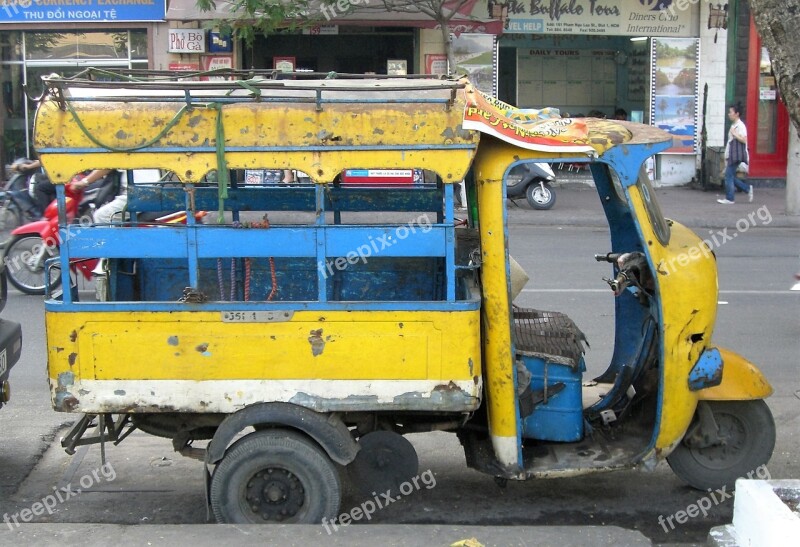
517;48;616;109
341;169;416;185
200;55;233;80
425;54;449;76
168;28;206;53
0;0;165;23
387;60;407;76
169;63;199;72
505;0;698;37
208;32;233;53
273;56;295;73
302;25;339;35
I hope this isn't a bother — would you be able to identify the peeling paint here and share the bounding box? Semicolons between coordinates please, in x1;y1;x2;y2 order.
69;330;78;342
308;329;325;356
68;353;77;367
168;336;179;346
114;389;126;396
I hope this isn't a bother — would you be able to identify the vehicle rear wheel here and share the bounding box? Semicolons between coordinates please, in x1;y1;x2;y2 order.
0;204;21;247
210;429;341;524
667;400;775;491
4;234;61;295
526;183;556;210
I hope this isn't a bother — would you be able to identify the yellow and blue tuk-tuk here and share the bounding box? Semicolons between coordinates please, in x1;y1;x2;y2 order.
33;70;774;524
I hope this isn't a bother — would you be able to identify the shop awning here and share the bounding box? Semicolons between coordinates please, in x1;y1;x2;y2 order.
166;0;504;34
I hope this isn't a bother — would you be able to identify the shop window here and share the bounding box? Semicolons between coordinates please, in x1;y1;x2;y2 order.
1;33;22;63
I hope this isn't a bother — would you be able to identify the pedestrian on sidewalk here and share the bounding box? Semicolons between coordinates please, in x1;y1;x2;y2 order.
717;103;753;205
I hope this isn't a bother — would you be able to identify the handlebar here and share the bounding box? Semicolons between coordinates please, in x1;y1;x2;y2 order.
594;252;622;263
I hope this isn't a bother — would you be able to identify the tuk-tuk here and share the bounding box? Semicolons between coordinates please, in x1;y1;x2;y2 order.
34;69;774;524
0;260;22;409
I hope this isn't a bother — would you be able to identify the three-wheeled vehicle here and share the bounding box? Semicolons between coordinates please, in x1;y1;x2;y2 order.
36;70;774;524
0;259;22;409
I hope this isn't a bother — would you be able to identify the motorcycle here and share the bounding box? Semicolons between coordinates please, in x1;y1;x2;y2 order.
3;173;118;295
506;162;557;210
0;159;44;246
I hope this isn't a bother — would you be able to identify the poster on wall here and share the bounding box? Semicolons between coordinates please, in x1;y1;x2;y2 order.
452;34;497;97
650;38;699;154
425;54;449;76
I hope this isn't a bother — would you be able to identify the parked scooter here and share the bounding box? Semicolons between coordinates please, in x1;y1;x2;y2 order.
0;159;44;246
506;162;557;210
3;173;118;295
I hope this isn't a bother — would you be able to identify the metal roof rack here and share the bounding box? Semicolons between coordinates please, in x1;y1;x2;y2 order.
40;68;465;111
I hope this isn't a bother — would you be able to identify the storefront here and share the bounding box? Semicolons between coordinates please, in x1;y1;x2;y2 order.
243;26;416;75
164;0;502;84
745;24;788;179
500;0;704;184
0;1;164;167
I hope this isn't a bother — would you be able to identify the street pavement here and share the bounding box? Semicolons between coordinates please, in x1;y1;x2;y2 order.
507;179;799;229
1;180;798;546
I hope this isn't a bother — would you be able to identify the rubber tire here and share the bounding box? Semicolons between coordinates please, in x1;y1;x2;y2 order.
4;234;61;295
210;429;342;524
0;205;21;248
526;183;556;210
667;400;775;491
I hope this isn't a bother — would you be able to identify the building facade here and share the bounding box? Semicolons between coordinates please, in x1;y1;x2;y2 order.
1;0;790;189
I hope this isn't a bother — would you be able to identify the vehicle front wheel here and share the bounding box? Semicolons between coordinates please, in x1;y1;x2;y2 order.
4;234;61;295
210;429;342;524
526;183;556;210
667;400;775;491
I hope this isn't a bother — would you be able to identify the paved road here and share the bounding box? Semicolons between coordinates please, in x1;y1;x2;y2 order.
0;220;797;545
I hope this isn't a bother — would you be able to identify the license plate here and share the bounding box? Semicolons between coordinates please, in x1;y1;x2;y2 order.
0;348;6;377
221;311;294;323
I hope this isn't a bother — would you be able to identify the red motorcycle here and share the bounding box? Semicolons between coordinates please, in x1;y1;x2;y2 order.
3;174;117;295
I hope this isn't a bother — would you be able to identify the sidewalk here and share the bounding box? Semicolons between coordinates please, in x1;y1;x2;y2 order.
0;429;661;546
508;183;800;229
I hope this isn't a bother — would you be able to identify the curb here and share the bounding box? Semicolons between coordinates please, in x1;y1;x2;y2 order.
0;523;653;546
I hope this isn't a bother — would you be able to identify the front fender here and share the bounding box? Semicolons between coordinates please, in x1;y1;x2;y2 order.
696;347;773;400
206;402;359;466
11;219;51;239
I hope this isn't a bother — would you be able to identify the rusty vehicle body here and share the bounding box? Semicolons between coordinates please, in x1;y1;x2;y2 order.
35;70;774;524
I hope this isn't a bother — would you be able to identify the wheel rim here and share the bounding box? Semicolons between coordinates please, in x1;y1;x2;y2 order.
531;186;552;205
243;467;306;522
688;412;748;470
5;236;60;292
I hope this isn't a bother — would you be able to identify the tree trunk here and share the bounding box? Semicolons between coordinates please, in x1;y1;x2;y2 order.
439;21;455;75
748;0;800;135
